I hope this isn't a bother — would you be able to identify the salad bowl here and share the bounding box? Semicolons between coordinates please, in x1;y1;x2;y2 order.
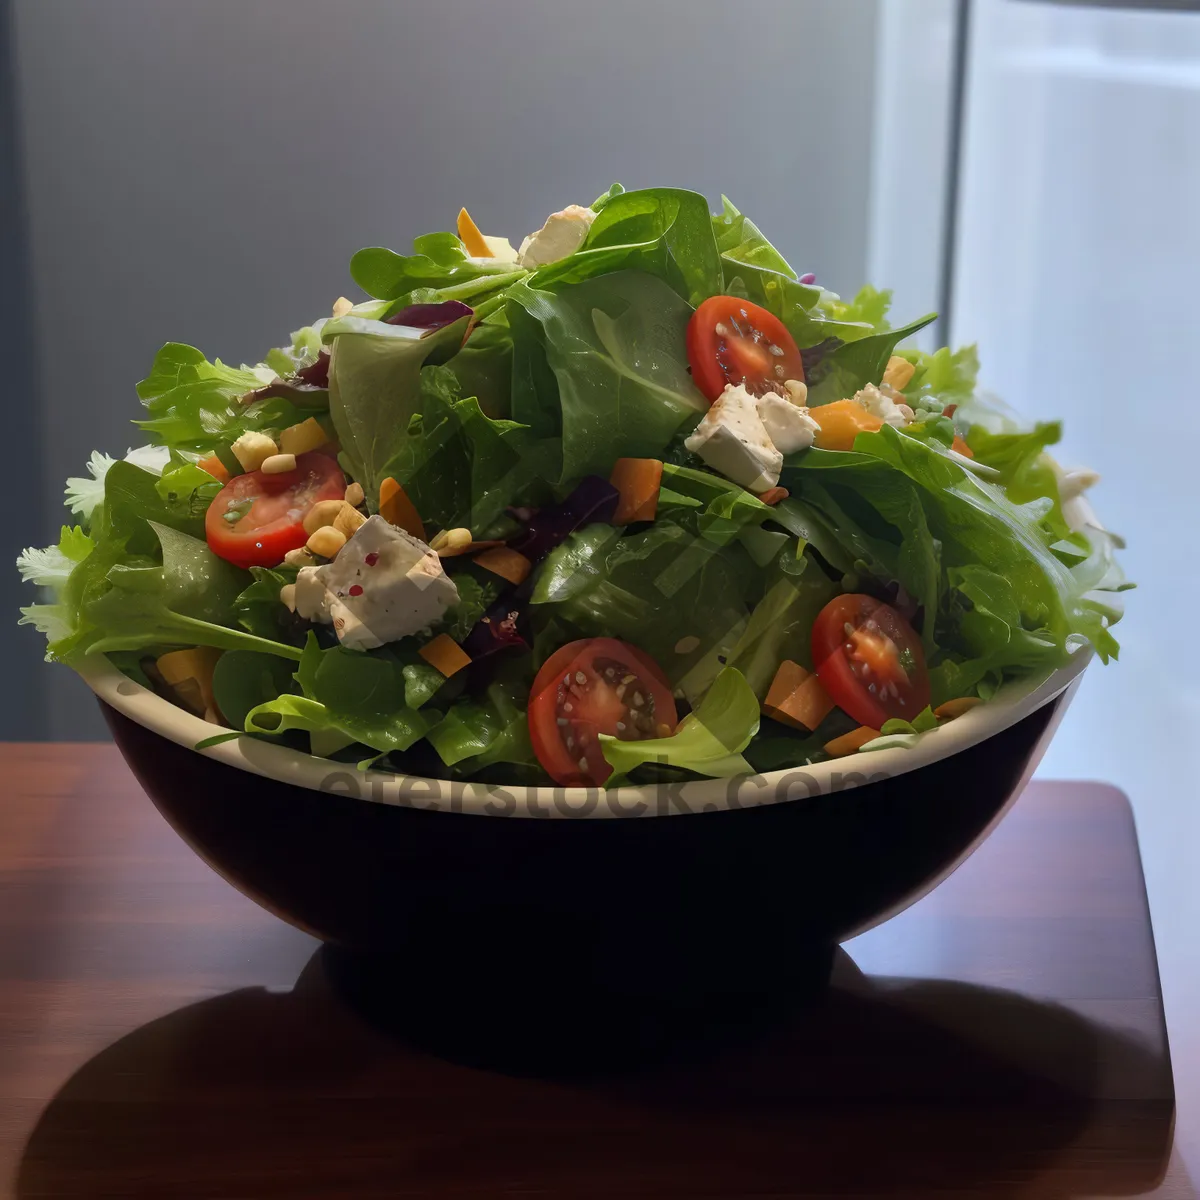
84;648;1087;962
20;185;1125;982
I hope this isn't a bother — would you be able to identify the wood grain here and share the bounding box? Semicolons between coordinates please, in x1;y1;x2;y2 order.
0;745;1189;1198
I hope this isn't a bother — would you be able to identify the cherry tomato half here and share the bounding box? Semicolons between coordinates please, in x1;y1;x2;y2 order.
205;451;346;569
528;638;678;787
811;594;930;729
686;296;806;403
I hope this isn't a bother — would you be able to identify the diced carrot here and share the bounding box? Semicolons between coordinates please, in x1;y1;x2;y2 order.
457;207;492;258
419;634;472;678
951;435;974;459
757;486;789;506
763;660;836;732
473;546;532;586
934;696;983;720
812;399;885;451
198;455;230;484
609;457;663;524
378;477;426;541
823;726;881;757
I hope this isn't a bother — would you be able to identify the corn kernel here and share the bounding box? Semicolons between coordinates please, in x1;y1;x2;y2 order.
306;526;346;558
430;527;472;555
303;499;346;536
882;356;916;391
283;547;316;568
333;502;367;538
279;583;297;612
230;431;278;472
279;417;327;457
332;295;354;318
344;481;365;508
261;453;297;475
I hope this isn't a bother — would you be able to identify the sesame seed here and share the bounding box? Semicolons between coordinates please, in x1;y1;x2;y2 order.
557;718;569;727
621;674;635;685
674;635;700;654
769;344;784;356
575;671;587;685
615;721;626;732
844;622;856;637
578;757;588;772
631;693;644;708
563;702;573;713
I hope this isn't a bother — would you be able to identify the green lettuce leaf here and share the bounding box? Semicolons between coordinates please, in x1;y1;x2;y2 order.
533;187;722;307
211;650;300;731
723;564;840;698
134;342;301;452
425;665;536;773
82;522;300;660
805;313;938;405
324;311;472;500
244;633;433;756
817;284;893;331
898;343;980;408
233;564;306;645
350;231;525;301
784;424;1123;699
531;521;753;704
507;270;708;482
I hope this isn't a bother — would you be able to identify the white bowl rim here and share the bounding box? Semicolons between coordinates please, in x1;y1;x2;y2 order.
80;645;1090;821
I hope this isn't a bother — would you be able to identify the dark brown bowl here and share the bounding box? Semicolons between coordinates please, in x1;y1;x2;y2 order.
86;653;1086;971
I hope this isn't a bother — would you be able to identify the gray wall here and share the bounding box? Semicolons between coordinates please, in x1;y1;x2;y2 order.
6;0;881;740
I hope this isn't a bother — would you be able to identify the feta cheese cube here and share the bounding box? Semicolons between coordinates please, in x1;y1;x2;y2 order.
291;515;459;651
518;204;596;270
684;384;782;493
756;391;822;454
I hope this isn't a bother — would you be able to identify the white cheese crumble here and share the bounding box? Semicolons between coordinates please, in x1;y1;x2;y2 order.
684;384;783;493
851;383;915;428
293;515;459;651
518;205;596;270
757;391;822;454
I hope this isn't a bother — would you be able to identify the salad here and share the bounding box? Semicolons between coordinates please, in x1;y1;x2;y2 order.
16;185;1128;787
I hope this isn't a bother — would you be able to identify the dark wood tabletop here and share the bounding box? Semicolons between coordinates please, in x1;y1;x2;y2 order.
0;744;1195;1198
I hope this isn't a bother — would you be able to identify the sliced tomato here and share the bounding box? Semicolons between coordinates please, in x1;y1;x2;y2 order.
205;451;346;569
686;296;806;403
811;594;930;729
528;638;678;787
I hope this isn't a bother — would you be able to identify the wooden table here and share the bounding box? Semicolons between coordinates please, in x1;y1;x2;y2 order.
0;745;1193;1198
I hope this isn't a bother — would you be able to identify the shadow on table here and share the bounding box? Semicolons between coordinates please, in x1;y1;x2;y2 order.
16;934;1175;1199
